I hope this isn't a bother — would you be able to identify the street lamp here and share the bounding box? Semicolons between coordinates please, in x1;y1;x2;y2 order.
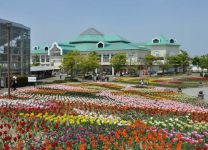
6;23;12;98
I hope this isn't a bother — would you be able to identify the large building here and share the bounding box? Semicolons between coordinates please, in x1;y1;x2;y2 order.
31;28;180;75
0;19;30;87
31;28;149;75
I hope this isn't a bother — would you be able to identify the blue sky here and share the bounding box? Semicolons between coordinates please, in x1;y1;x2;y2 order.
0;0;208;56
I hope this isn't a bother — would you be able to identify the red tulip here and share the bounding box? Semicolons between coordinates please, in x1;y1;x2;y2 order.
51;141;58;147
4;143;10;150
28;133;32;138
13;137;17;142
54;123;59;130
66;141;72;147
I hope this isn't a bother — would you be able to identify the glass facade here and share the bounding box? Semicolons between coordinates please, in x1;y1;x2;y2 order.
0;19;30;87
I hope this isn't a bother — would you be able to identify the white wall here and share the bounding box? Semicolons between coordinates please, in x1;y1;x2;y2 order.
97;50;148;66
148;45;180;59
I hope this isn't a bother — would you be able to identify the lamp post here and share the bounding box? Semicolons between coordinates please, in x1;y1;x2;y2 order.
6;23;12;98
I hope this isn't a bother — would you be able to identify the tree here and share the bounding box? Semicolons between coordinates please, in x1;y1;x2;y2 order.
168;50;189;73
168;55;181;73
110;53;127;76
144;54;156;76
199;54;208;73
157;61;172;74
62;51;81;79
178;50;190;73
192;56;200;66
80;51;100;75
0;64;2;76
192;56;200;72
32;55;40;66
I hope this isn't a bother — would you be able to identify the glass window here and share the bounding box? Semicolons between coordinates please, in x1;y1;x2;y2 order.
41;55;45;62
46;55;50;62
153;39;160;43
154;51;160;57
45;47;48;51
51;45;61;56
103;54;109;62
170;39;175;43
98;42;104;48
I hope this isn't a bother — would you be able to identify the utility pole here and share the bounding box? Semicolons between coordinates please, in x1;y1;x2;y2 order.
7;23;12;98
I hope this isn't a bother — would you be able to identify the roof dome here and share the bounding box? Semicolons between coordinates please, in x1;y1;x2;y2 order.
80;28;103;35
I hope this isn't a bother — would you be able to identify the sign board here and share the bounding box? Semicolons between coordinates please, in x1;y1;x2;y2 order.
28;77;37;82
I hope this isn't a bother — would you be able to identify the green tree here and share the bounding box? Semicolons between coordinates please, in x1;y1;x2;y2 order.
168;55;181;73
80;51;100;75
199;54;208;73
157;61;172;74
110;53;127;76
192;56;200;66
144;54;156;76
62;51;81;79
168;50;189;73
192;56;200;72
178;50;190;73
32;55;40;66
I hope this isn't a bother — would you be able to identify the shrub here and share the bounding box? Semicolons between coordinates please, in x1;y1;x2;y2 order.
65;78;79;82
53;80;68;83
16;76;33;87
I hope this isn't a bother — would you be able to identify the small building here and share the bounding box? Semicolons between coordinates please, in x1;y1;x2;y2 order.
30;66;53;79
0;18;30;87
145;35;180;59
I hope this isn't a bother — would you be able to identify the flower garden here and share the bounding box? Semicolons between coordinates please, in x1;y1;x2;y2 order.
114;76;208;88
0;82;208;149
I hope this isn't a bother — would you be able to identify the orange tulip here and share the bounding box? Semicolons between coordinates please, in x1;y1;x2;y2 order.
176;141;183;150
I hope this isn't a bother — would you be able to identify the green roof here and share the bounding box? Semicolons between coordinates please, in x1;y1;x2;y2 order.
104;35;129;43
69;28;130;44
145;35;180;46
33;29;181;55
70;35;105;43
31;44;49;54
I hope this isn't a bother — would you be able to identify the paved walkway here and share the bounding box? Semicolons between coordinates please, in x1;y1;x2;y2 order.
182;86;208;101
0;88;7;95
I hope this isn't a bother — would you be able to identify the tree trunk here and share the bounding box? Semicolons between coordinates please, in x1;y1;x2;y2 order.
183;65;186;73
70;66;74;80
174;65;177;74
120;71;123;76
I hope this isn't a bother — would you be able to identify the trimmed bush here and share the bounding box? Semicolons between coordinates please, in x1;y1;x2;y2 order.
16;76;33;87
52;80;68;83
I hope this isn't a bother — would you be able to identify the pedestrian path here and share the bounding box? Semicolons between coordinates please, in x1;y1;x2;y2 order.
0;88;7;95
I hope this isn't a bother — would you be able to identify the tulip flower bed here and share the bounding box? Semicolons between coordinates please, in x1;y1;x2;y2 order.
114;88;197;102
183;76;208;81
80;82;124;90
1;83;208;149
114;76;201;88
